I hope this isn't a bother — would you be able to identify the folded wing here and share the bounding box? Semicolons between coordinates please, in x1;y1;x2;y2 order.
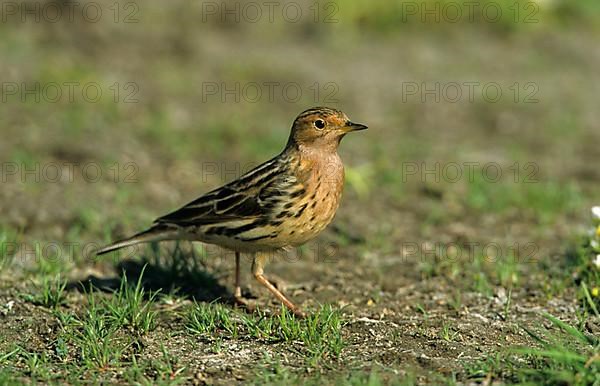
153;154;302;228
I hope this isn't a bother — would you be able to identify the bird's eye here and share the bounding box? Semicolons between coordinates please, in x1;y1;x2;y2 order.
314;119;326;129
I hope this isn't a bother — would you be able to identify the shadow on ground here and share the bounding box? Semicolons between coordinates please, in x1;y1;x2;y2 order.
67;244;235;304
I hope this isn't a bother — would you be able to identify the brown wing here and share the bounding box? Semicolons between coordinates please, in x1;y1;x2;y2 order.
153;153;302;228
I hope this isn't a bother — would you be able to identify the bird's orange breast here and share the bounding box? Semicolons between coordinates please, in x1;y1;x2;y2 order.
277;152;345;247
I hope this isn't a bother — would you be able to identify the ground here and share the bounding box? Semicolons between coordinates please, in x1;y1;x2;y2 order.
0;1;599;385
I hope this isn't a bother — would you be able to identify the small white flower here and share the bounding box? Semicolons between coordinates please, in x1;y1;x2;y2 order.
594;254;600;269
592;206;600;220
592;239;599;250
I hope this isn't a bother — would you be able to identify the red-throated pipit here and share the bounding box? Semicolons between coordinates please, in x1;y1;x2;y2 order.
96;107;367;316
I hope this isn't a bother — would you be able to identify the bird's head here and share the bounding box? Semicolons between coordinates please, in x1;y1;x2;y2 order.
287;107;367;151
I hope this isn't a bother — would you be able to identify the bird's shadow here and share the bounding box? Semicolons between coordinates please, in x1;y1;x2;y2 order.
69;243;234;304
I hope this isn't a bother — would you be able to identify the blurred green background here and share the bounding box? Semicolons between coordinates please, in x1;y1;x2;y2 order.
1;0;598;244
0;0;599;384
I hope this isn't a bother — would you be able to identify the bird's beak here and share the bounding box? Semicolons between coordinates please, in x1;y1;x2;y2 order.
344;121;368;132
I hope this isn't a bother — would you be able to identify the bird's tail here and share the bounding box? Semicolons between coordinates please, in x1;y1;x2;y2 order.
95;225;176;256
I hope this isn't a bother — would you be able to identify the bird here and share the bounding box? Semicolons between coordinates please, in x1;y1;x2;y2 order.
96;107;367;317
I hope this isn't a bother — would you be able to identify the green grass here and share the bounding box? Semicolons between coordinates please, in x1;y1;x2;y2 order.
186;301;238;337
0;228;21;271
23;275;67;309
0;369;24;386
2;222;598;386
104;266;159;334
464;352;510;382
42;270;158;372
464;175;583;223
186;303;345;363
59;271;157;371
124;345;187;386
554;213;600;313
465;313;599;385
576;219;600;313
515;313;599;385
3;267;347;383
70;291;131;370
440;321;459;342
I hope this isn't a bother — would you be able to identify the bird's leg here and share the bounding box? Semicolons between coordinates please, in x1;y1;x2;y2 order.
232;253;256;312
252;252;305;318
232;252;252;310
234;251;242;299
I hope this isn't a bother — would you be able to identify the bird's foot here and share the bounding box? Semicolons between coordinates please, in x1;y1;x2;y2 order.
233;295;305;318
233;288;258;313
289;307;306;319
